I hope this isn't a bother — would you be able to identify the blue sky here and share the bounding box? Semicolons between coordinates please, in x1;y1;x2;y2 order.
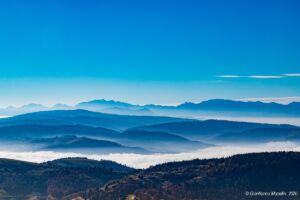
0;0;299;106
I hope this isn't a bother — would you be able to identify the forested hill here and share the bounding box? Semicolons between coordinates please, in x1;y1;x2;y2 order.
0;157;134;200
68;152;300;200
1;152;300;200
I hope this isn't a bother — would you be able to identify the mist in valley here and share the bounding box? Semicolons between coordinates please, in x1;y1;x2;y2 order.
0;141;298;168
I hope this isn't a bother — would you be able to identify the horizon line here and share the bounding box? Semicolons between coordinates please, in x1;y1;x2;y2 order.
1;96;300;108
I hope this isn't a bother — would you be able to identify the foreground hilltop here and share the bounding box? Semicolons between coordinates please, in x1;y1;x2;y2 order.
1;152;298;200
0;157;134;200
67;152;300;200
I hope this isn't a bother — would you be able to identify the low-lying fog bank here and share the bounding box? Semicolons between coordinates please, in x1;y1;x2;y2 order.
0;142;299;168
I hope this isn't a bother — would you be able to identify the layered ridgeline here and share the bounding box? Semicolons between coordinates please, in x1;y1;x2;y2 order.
0;110;300;154
0;152;299;200
130;120;298;141
0;110;209;153
130;120;300;144
0;109;187;131
1;99;300;117
31;135;150;154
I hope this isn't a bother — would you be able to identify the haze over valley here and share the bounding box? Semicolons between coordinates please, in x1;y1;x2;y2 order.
0;99;299;168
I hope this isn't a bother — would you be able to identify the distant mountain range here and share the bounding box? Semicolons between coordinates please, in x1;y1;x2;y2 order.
1;98;300;117
77;99;136;110
1;152;299;200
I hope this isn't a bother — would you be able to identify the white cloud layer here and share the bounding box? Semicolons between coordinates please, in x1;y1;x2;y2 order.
216;75;241;78
283;73;300;77
0;142;299;169
247;75;284;79
217;73;300;79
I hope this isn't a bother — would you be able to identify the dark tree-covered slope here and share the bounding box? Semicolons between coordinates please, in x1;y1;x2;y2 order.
70;152;300;200
0;158;134;200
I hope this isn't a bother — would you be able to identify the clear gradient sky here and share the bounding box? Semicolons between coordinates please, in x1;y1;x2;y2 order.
0;0;299;106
